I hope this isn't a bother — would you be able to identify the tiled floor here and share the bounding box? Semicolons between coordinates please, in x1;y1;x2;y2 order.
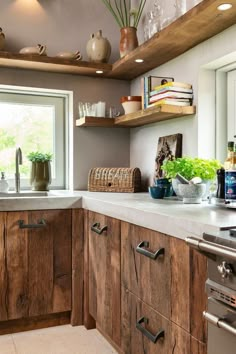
0;325;118;354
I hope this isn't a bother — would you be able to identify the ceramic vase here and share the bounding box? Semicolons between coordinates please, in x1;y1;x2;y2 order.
86;30;111;63
30;161;51;191
119;27;138;58
0;28;5;51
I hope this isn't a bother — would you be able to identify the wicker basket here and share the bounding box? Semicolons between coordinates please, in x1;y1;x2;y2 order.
88;167;141;193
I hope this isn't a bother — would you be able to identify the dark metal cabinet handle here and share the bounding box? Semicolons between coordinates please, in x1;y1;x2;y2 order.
18;219;46;229
136;241;165;260
91;222;107;235
136;317;165;343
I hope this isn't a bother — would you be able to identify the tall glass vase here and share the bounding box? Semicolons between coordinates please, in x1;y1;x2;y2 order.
119;27;138;58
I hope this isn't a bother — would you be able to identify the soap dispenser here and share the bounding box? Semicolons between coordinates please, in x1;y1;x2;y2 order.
0;172;9;193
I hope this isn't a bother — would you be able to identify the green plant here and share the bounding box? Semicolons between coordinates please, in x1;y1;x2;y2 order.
161;157;221;181
101;0;146;28
27;151;52;163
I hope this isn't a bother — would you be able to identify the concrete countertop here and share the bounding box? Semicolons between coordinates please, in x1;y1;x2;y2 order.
0;190;235;240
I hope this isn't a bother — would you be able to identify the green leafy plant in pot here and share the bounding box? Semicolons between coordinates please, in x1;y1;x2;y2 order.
161;157;222;199
27;152;52;191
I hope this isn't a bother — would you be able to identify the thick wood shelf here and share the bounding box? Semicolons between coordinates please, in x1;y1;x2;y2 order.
0;52;112;77
0;0;235;79
76;105;196;128
109;0;236;79
76;116;115;127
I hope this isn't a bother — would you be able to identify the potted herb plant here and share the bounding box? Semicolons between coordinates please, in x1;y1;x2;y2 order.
27;152;52;191
161;157;221;199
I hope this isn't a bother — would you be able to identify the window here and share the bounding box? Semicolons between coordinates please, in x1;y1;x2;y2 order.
0;87;71;190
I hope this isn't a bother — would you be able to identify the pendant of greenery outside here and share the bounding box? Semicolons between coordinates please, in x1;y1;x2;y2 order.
27;152;52;191
101;0;146;58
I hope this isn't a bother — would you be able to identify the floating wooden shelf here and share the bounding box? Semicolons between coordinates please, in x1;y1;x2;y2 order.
109;0;236;79
0;0;235;79
76;105;196;128
76;116;115;127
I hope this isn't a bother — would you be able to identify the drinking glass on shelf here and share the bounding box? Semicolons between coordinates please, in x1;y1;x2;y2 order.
78;102;84;118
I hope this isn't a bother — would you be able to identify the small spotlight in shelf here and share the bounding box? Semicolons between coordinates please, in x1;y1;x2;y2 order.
217;3;233;11
96;70;104;74
135;59;144;63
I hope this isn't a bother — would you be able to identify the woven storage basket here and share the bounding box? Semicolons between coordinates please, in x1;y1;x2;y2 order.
88;167;141;193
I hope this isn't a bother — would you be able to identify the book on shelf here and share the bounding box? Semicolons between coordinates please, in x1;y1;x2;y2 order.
149;91;193;103
147;99;191;107
141;75;174;109
150;86;193;96
153;81;192;91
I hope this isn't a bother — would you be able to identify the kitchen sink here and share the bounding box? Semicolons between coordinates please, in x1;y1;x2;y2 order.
0;191;49;198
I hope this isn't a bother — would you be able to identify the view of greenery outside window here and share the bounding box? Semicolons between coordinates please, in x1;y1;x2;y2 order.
0;90;66;190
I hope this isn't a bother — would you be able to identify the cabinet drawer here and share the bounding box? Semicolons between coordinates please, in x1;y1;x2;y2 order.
121;287;191;354
121;222;171;318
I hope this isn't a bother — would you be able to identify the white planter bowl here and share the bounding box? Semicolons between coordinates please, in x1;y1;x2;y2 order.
120;96;141;114
178;183;206;204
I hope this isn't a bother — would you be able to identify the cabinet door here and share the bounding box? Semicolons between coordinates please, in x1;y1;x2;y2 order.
88;211;121;346
121;287;191;354
3;210;72;320
121;222;171;318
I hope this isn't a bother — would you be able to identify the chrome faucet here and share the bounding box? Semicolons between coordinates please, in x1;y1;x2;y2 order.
15;147;23;193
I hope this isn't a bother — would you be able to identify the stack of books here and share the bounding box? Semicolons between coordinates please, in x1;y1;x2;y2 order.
148;81;193;107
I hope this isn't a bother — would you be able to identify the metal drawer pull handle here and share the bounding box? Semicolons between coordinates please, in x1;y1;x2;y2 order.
185;236;236;261
91;222;107;235
136;241;165;260
136;317;165;343
203;311;236;336
18;219;46;229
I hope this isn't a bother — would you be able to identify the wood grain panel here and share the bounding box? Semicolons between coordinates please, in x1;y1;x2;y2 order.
0;212;8;321
170;236;190;332
121;287;190;354
6;211;29;320
190;336;207;354
190;249;208;343
71;208;84;326
121;222;171;318
88;211;121;346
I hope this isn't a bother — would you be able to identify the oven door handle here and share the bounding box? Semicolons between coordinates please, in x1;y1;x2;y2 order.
185;236;236;261
203;311;236;336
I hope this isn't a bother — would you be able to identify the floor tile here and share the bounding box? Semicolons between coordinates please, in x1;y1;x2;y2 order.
0;334;17;354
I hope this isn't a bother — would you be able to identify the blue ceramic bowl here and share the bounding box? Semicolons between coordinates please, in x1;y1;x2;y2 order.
154;178;173;197
148;185;165;199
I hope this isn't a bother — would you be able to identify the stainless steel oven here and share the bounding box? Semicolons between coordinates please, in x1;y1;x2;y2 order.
186;230;236;354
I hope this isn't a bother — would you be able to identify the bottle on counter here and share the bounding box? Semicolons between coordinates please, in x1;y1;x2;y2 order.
216;167;225;199
225;142;236;201
0;172;9;193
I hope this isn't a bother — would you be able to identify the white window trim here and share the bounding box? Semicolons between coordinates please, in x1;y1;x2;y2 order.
0;85;73;190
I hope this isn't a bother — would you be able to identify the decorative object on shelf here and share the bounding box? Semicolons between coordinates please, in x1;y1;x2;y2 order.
101;0;146;57
86;30;111;63
0;28;5;51
120;96;141;114
155;134;182;180
88;167;141;192
19;44;47;56
27;152;52;191
55;50;82;60
144;1;163;41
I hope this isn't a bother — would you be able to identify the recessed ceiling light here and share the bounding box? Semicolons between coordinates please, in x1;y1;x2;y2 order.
217;3;233;11
96;70;104;74
135;59;144;63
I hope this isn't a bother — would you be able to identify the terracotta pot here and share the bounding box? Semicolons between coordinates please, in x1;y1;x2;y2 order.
30;161;51;191
120;27;138;58
86;30;111;63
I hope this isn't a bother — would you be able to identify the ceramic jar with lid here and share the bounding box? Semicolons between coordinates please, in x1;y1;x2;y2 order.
86;30;111;63
0;28;5;51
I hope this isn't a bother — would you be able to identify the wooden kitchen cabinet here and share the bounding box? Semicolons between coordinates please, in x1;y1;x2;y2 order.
87;211;121;347
0;209;72;322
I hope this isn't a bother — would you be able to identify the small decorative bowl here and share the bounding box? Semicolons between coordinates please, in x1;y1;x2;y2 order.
154;178;173;197
120;96;142;114
178;183;206;204
148;185;165;199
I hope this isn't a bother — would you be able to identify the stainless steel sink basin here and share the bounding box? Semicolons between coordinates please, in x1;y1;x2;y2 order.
0;191;49;198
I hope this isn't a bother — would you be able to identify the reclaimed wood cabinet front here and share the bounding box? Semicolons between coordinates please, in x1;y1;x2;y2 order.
0;209;72;321
88;211;121;346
